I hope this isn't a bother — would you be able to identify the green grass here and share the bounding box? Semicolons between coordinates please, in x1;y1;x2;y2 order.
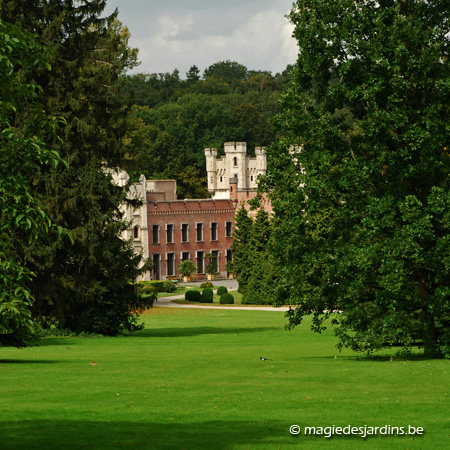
0;308;448;450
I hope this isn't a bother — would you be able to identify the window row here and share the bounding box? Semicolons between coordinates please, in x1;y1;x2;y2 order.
151;250;233;278
149;222;233;245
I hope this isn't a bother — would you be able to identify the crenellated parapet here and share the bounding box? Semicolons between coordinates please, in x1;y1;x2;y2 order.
205;142;267;199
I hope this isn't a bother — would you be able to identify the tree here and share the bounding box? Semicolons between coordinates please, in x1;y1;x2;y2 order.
1;1;150;335
265;0;450;357
0;19;67;345
203;60;248;84
231;204;254;292
186;65;200;84
242;207;278;305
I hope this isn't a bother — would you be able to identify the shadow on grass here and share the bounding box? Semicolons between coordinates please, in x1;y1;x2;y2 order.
129;326;278;338
0;359;66;364
0;419;296;450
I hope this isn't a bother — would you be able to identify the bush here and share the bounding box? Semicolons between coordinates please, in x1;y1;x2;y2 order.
201;288;214;303
137;284;156;296
216;286;228;296
163;281;177;293
200;281;214;289
185;290;202;302
220;293;234;304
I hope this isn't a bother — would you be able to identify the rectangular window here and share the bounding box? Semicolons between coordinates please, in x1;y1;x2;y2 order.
225;221;233;237
152;225;160;244
167;253;175;276
181;223;189;242
196;251;204;274
166;224;174;243
196;223;203;242
210;222;218;241
182;252;190;261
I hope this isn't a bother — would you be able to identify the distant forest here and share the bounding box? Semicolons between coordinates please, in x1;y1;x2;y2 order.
121;60;293;198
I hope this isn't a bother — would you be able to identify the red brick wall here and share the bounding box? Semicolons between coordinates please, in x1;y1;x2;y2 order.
147;199;236;280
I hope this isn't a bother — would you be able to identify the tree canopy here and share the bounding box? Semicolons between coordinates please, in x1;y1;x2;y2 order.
0;18;67;345
1;1;151;337
265;0;450;357
120;61;292;193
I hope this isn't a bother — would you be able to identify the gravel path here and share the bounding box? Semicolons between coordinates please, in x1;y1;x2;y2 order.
155;280;290;312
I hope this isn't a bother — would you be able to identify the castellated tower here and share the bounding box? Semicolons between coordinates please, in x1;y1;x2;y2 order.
205;142;267;199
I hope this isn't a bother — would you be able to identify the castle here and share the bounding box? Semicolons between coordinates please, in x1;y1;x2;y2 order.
114;142;270;281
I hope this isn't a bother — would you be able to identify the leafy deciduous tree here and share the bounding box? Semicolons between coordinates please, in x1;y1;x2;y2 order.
266;0;450;357
0;19;67;345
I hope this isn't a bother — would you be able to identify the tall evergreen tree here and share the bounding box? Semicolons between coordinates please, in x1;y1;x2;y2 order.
231;204;254;293
1;1;150;334
242;208;276;305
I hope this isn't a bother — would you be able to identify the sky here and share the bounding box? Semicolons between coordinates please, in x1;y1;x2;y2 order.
103;0;298;78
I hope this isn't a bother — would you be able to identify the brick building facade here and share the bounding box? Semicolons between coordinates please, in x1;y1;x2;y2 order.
113;142;270;281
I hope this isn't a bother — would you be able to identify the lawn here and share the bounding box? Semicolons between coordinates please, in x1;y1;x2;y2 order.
0;307;448;450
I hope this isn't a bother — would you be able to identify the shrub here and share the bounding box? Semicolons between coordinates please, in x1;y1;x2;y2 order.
185;290;202;302
163;281;177;293
216;286;228;296
136;283;156;296
201;288;214;303
200;281;214;289
220;293;234;304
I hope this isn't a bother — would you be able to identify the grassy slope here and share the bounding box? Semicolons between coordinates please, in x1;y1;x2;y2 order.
0;307;448;450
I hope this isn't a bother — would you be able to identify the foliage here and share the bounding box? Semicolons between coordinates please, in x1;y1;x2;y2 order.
219;293;235;305
232;205;280;305
137;280;176;294
205;253;218;275
1;1;144;336
265;0;450;357
201;288;214;303
185;290;202;302
163;281;177;293
0;19;68;346
217;286;228;296
225;261;236;274
178;260;198;277
120;61;291;197
203;60;249;84
231;204;254;292
200;281;214;289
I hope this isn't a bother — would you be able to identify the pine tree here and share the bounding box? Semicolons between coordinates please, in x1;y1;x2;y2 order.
1;1;149;334
231;204;254;293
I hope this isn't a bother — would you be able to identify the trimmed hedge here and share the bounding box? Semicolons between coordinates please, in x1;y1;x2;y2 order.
220;293;234;304
201;288;214;303
216;286;228;296
200;281;214;289
163;281;177;293
185;290;202;302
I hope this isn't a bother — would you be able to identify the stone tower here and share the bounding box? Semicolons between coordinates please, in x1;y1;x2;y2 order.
205;142;267;199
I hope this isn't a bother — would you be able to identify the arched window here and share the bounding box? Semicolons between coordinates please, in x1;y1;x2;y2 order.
134;225;139;239
233;157;238;167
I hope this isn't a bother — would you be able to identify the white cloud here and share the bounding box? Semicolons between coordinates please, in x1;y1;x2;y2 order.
104;0;298;76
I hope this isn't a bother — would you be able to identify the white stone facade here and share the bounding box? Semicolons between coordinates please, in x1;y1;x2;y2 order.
111;170;150;281
205;142;267;199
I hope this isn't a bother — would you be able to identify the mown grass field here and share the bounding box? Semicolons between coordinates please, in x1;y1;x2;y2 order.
0;307;448;450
